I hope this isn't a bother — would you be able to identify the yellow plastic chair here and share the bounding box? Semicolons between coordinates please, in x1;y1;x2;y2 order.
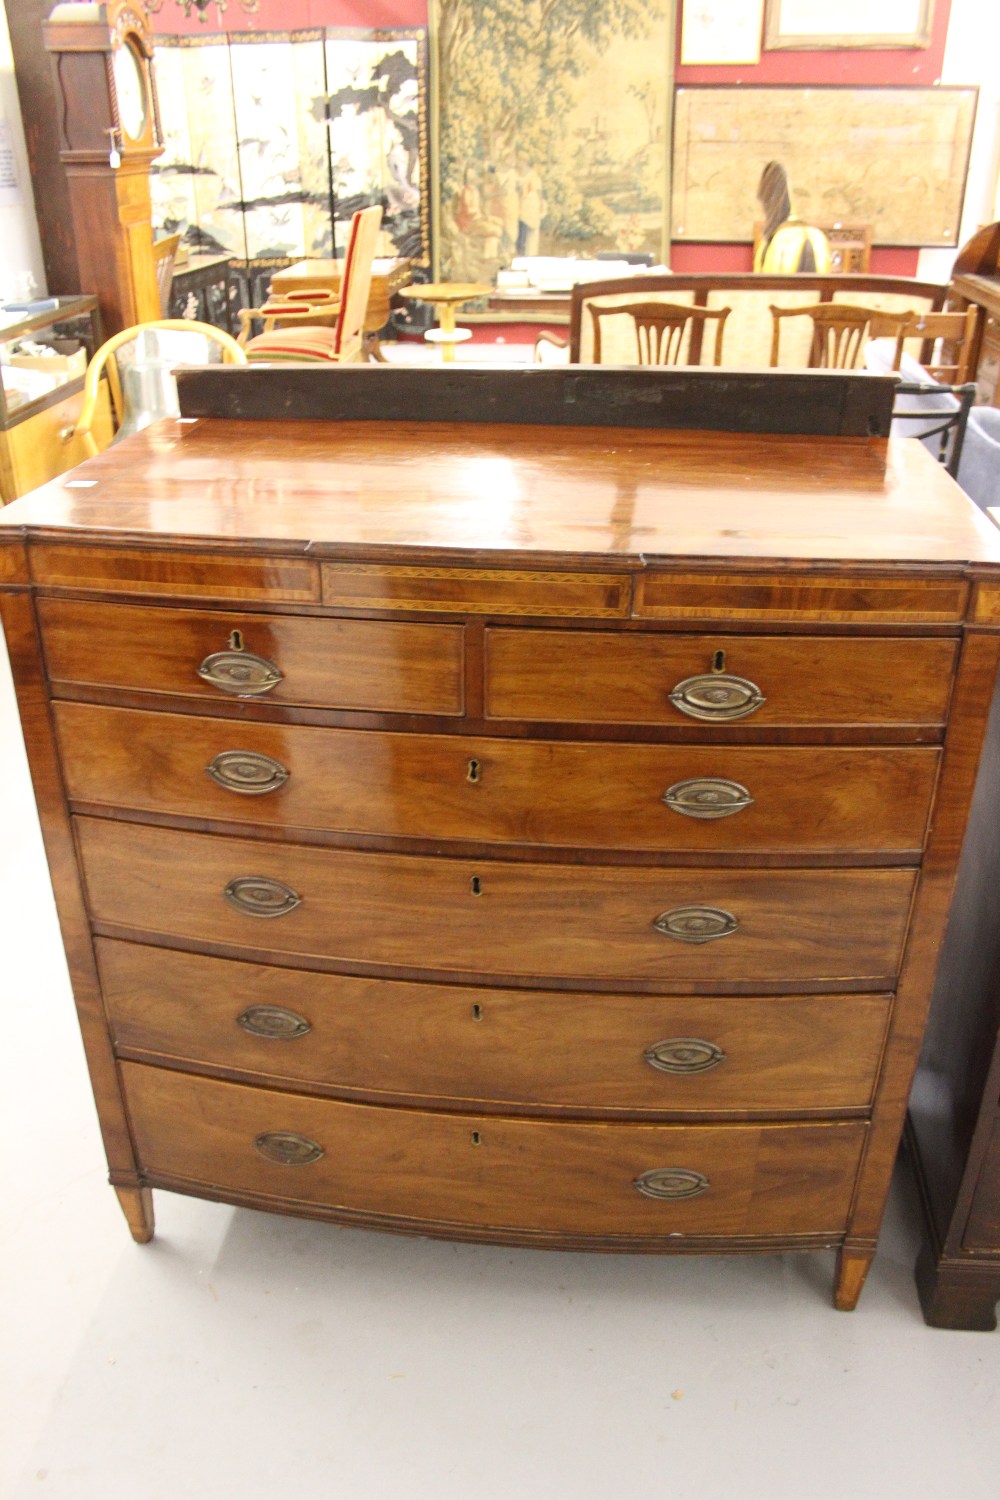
73;319;246;458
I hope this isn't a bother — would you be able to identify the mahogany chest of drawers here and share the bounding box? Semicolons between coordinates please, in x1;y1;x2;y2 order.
5;365;1000;1313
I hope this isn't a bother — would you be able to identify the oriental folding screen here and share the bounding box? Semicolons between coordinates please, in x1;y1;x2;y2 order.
151;28;430;306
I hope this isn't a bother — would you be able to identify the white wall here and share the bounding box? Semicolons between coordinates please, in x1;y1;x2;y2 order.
918;0;1000;282
0;0;47;297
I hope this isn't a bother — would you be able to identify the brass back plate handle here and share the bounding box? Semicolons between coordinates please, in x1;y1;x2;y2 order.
237;1005;311;1040
669;673;765;722
653;906;738;943
644;1038;726;1074
634;1168;710;1201
253;1131;324;1166
224;876;301;918
207;750;290;795
198;649;283;697
662;777;753;819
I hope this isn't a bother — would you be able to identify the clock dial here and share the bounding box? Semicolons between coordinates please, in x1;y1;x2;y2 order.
113;38;147;142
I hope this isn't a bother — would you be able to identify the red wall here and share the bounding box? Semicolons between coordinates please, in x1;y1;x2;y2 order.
154;0;954;274
671;0;953;274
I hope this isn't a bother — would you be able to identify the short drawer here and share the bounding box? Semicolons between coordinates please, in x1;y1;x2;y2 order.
38;599;464;716
58;703;939;855
100;941;891;1114
485;629;958;728
121;1062;868;1241
78;818;916;985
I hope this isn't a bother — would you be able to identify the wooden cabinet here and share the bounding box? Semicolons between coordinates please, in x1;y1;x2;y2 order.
908;654;1000;1330
5;364;1000;1312
0;297;109;504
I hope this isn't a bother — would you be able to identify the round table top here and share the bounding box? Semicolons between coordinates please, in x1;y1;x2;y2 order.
400;282;493;305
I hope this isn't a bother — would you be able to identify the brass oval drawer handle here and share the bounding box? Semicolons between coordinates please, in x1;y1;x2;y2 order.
237;1005;311;1040
197;650;283;697
669;673;765;722
653;906;738;943
253;1131;324;1166
635;1168;710;1201
662;777;753;819
207;750;290;796
644;1038;726;1074
224;876;301;918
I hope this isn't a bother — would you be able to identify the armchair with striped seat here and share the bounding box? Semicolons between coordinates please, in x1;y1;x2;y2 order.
237;206;383;364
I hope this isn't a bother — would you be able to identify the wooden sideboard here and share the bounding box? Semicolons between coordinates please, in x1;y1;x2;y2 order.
4;365;1000;1314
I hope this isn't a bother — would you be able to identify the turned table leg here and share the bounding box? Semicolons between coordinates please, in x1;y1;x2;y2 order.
834;1247;874;1310
115;1185;154;1244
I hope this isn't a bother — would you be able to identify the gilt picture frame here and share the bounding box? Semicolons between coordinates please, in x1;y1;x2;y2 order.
764;0;934;50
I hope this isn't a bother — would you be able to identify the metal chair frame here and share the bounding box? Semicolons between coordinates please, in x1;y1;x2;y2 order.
891;380;977;478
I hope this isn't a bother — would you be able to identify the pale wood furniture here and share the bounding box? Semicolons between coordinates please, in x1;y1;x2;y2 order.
239;208;383;364
590;301;731;366
269;255;413;341
769;303;913;370
399;282;493;360
0;297;111;504
152;234;182;316
69;320;246;459
4;364;1000;1315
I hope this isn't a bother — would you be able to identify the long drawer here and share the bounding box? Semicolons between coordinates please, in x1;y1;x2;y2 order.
57;703;939;855
38;599;464;715
121;1062;868;1240
99;942;891;1114
485;629;958;728
77;819;915;985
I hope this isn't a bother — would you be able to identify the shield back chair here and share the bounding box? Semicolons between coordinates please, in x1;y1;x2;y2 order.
237;206;383;364
71;319;246;459
589;300;731;366
769;302;914;370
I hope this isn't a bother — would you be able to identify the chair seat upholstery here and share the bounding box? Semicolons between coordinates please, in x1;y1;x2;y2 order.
245;327;339;363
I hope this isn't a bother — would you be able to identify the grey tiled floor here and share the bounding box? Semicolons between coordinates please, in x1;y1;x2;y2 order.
1;627;998;1500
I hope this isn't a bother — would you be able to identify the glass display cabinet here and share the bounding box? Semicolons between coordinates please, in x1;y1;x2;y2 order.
0;296;109;504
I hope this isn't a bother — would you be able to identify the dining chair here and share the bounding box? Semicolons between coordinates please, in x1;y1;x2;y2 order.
769;302;914;370
589;300;731;366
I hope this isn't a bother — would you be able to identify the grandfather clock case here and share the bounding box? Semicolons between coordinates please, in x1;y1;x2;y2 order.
43;2;163;336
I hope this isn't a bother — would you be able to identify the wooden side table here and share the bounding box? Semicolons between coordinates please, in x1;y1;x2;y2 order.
400;283;492;360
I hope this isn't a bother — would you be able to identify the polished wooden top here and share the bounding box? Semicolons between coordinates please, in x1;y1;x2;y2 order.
3;416;1000;569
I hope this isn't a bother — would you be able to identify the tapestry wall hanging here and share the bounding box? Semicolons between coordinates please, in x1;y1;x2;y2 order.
150;27;430;275
431;0;673;281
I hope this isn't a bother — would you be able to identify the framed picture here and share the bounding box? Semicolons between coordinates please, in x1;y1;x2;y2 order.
681;0;764;65
672;84;976;247
764;0;935;50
